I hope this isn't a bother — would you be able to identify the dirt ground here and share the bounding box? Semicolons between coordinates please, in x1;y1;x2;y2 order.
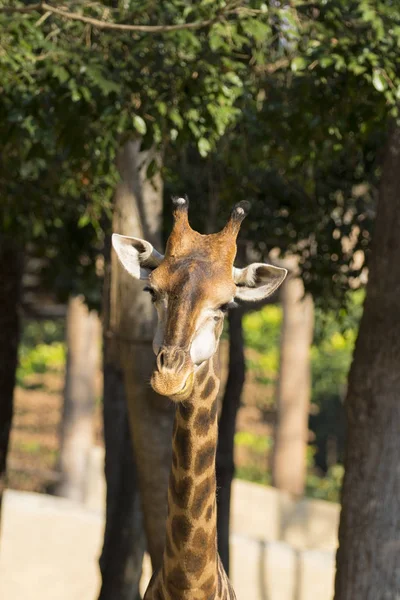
8;371;103;494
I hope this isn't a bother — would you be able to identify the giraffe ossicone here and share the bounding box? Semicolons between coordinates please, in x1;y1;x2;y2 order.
112;198;287;599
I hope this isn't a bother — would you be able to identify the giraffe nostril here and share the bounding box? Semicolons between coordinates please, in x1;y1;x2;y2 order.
157;349;166;370
156;347;189;373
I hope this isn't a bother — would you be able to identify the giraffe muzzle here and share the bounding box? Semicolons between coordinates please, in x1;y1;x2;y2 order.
151;346;194;401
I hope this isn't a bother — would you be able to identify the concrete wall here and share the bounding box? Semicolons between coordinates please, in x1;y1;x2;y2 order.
229;480;338;600
0;448;339;600
231;479;340;551
231;535;335;600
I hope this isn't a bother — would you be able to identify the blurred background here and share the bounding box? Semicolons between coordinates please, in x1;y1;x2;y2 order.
0;1;399;600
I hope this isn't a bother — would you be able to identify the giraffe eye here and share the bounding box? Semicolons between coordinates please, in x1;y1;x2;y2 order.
219;302;238;314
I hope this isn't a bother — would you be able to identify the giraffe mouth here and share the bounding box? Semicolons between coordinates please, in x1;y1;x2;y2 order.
151;370;195;402
169;372;195;402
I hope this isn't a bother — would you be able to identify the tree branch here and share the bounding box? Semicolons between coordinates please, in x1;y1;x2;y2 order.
255;57;291;74
0;1;240;33
0;2;43;12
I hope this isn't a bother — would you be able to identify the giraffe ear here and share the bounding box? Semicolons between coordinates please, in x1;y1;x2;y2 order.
233;263;287;302
112;234;164;280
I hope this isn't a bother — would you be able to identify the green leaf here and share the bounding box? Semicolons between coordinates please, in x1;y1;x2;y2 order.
241;19;271;43
372;70;387;92
132;115;147;135
53;66;69;84
156;101;167;116
198;137;211;157
320;57;333;68
291;57;307;72
169;109;184;129
78;213;91;228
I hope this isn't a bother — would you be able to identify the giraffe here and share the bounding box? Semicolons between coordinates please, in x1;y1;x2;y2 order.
112;197;287;600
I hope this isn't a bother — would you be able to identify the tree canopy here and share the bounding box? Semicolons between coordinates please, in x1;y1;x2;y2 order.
167;0;400;305
0;0;285;302
1;0;399;306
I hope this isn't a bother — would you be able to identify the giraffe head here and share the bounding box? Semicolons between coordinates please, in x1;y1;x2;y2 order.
112;197;287;402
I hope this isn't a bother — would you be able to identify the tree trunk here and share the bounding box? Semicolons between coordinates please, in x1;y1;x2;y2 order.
99;234;145;600
55;295;100;501
99;140;174;598
0;238;22;531
99;354;145;600
216;307;245;574
272;265;314;496
334;126;400;599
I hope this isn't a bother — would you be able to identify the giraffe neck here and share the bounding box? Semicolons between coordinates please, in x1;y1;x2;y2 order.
162;356;220;595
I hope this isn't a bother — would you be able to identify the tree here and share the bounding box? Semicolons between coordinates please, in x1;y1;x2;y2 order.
272;263;314;496
334;125;400;598
99;140;175;598
55;295;101;501
216;307;246;574
0;238;23;528
99;225;145;600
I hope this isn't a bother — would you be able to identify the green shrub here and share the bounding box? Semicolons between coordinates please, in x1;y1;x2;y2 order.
235;431;272;453
235;465;270;486
17;320;66;386
306;464;344;503
21;320;65;347
17;342;66;385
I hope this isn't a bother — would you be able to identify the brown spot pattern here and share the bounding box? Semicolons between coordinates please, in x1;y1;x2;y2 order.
165;533;174;559
201;575;215;594
191;476;213;519
192;527;208;548
206;505;213;521
201;376;216;399
195;442;215;475
172;451;178;470
174;425;192;471
178;401;195;421
170;474;192;509
186;548;207;574
168;566;190;589
194;407;210;436
171;515;192;550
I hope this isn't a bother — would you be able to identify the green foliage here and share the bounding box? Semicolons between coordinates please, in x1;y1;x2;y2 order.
235;431;272;454
235;465;270;486
0;0;287;304
17;320;66;386
18;342;65;382
3;0;396;307
243;306;282;387
306;465;344;503
166;0;400;307
312;290;364;405
243;305;282;354
235;431;272;486
20;320;65;347
18;440;43;455
238;292;363;498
